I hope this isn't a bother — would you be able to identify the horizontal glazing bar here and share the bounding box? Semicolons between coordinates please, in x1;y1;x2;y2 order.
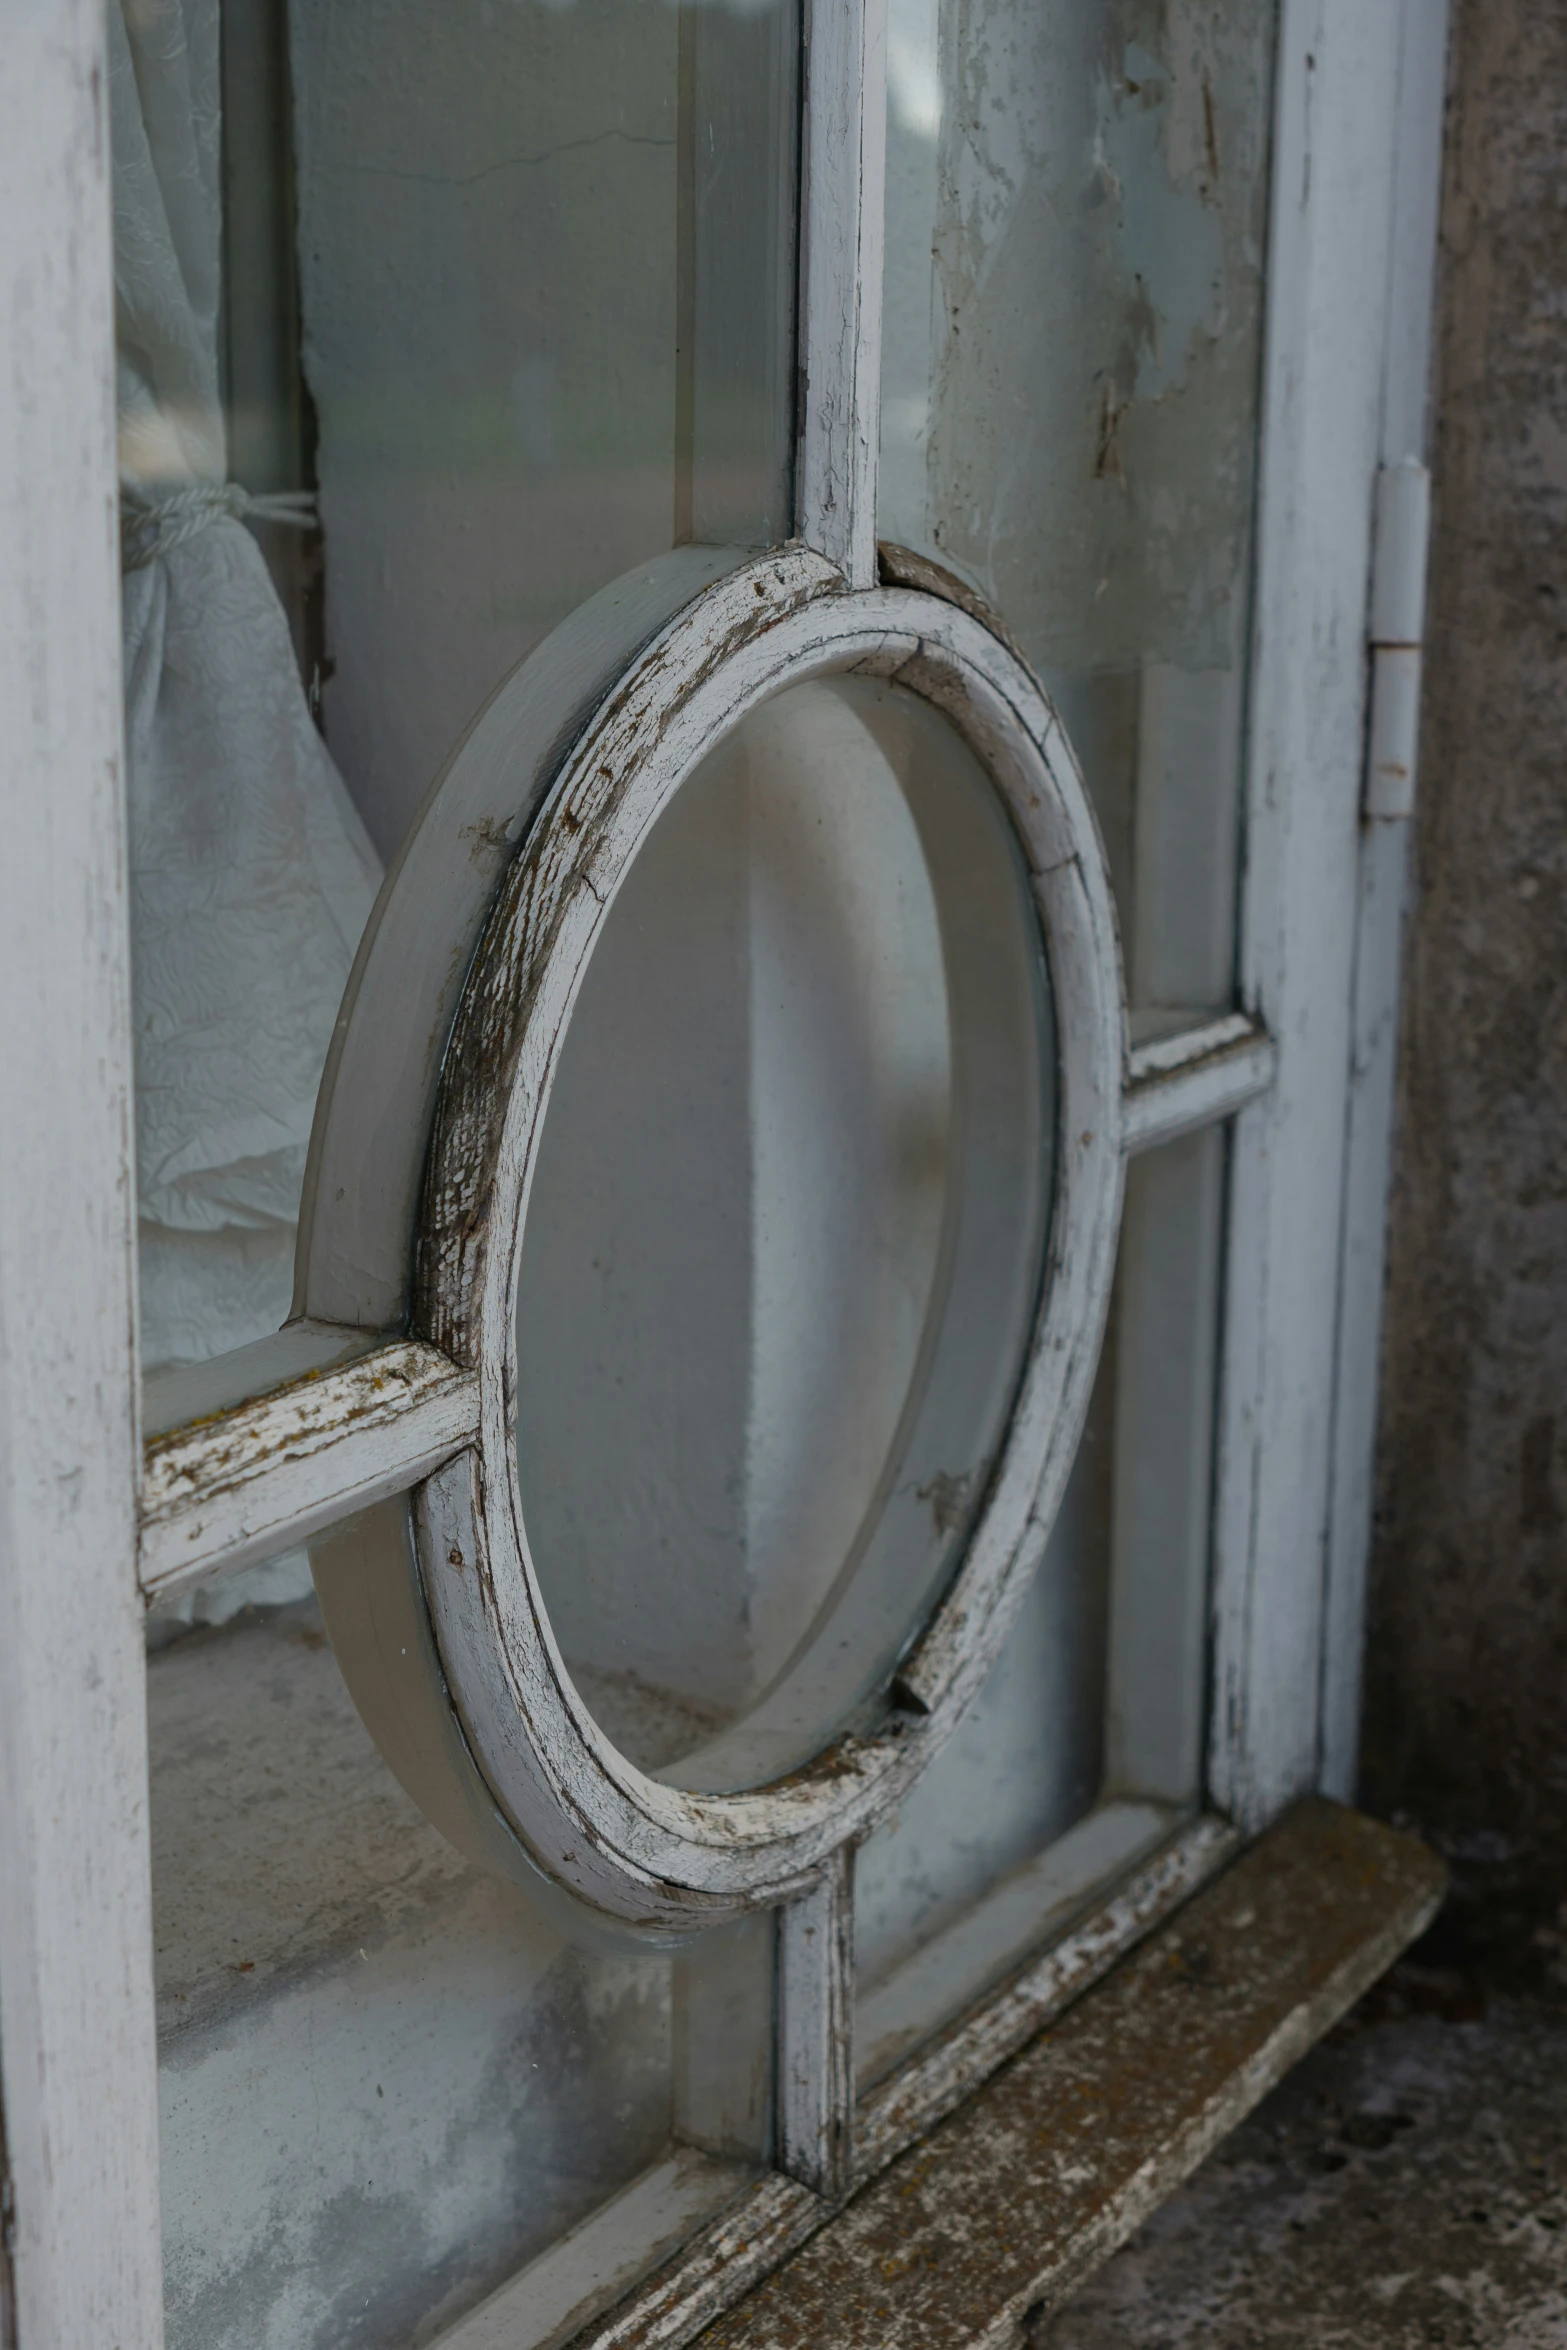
139;1335;477;1600
1123;1012;1277;1155
341;2156;750;2350
142;1011;1273;1594
142;1319;381;1442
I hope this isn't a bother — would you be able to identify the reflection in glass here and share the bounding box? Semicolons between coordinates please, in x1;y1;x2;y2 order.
153;1499;767;2350
121;0;800;1421
115;0;382;1387
880;0;1276;1024
853;1350;1113;2013
290;0;800;861
853;1124;1226;2082
515;677;1055;1793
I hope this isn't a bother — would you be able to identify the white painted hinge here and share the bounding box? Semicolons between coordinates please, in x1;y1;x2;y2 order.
1364;458;1432;820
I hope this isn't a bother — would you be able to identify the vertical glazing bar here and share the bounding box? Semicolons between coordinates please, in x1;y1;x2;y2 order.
795;0;887;586
766;0;883;2173
777;1847;855;2196
673;0;699;547
0;0;164;2339
1210;0;1410;1825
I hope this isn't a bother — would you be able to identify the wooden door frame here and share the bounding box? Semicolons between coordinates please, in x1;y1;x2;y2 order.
0;0;1450;2339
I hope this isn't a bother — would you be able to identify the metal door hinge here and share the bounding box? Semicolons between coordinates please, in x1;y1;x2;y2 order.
1365;458;1432;821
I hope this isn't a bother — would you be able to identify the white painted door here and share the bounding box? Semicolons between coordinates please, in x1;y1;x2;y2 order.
0;1;1448;2344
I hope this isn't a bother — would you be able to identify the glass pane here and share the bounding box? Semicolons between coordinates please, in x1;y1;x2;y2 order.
117;0;798;1384
879;0;1276;1025
153;1500;771;2350
516;676;1055;1792
854;1326;1114;2073
290;0;800;858
854;1124;1226;2085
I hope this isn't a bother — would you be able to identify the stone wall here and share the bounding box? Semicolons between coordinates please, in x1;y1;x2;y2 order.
1362;0;1567;1922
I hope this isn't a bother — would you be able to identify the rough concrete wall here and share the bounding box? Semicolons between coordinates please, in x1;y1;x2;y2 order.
1362;0;1567;1917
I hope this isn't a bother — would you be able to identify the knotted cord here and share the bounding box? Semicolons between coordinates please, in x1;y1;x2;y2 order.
120;481;318;572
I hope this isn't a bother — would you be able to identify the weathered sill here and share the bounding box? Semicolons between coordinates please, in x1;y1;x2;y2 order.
694;1801;1443;2350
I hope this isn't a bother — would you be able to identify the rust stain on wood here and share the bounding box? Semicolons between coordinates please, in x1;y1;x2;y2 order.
696;1802;1444;2350
141;1341;467;1513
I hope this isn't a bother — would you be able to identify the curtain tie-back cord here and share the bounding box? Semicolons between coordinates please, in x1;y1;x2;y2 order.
120;481;318;573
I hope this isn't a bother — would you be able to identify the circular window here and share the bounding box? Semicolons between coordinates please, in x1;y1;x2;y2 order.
516;672;1054;1796
307;549;1124;1927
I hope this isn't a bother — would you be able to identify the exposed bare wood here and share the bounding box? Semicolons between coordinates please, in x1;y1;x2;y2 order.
1122;1014;1276;1155
698;1803;1444;2350
139;1339;477;1600
777;1852;855;2198
0;0;165;2337
796;0;886;585
874;543;1033;672
0;0;1450;2331
141;1318;376;1442
854;1812;1235;2152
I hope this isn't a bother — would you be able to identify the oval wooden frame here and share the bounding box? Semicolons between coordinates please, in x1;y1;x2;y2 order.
402;550;1126;1928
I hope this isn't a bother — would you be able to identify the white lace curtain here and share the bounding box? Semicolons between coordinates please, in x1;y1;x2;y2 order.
111;0;381;1377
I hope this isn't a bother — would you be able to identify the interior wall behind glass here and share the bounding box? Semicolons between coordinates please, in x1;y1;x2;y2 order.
853;1336;1114;1990
154;1500;761;2350
852;1117;1229;2062
880;0;1276;1021
290;0;799;859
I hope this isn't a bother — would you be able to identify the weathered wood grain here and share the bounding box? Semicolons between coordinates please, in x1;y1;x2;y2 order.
434;2152;757;2350
854;1813;1237;2174
0;0;165;2339
395;563;1125;1927
697;1802;1444;2350
171;547;1132;1944
777;1852;855;2197
566;1818;1233;2350
296;545;756;1335
139;1338;477;1599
